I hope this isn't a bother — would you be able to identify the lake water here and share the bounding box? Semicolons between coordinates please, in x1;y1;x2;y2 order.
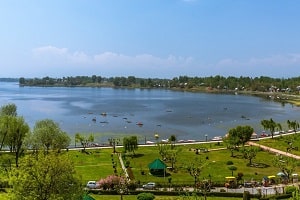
0;82;299;143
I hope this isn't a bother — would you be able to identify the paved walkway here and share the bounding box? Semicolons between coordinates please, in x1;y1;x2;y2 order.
247;141;300;160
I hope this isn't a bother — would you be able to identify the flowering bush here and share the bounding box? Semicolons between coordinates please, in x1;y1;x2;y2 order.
97;175;125;190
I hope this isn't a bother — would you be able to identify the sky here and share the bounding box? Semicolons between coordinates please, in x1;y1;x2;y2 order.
1;0;300;79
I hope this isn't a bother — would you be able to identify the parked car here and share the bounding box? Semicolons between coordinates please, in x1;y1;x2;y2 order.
86;181;99;189
260;133;268;137
142;182;156;190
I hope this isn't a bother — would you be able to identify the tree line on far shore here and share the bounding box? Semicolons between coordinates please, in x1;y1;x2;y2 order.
19;75;300;93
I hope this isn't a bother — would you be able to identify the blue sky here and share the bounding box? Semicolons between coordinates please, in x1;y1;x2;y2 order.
1;0;300;79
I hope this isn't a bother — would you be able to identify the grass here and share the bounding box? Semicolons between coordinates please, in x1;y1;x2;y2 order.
65;148;122;183
126;144;285;185
89;194;242;200
258;133;300;156
1;138;297;199
65;138;300;186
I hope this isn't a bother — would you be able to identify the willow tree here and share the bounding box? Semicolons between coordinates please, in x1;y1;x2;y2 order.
261;118;282;139
287;120;300;134
123;136;138;156
75;133;94;151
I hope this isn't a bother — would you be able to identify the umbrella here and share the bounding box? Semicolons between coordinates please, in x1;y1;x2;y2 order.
277;172;286;177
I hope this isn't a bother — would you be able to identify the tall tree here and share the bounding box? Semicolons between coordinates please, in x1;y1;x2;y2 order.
75;133;94;151
186;157;207;186
123;136;138;156
169;134;177;149
261;118;281;139
287;120;300;134
226;125;253;147
7;116;30;167
241;146;259;165
166;148;182;170
273;155;298;181
32;119;71;152
9;152;83;200
0;115;11;151
157;142;170;161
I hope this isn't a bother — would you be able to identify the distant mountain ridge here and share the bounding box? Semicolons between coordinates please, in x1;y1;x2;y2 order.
0;78;19;82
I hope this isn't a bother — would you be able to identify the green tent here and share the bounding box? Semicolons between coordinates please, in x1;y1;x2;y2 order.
148;159;167;176
83;194;95;200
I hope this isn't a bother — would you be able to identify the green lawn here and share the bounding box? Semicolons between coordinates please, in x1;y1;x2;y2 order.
1;138;297;199
126;144;286;185
89;194;242;200
64;148;122;184
66;139;300;187
258;133;300;156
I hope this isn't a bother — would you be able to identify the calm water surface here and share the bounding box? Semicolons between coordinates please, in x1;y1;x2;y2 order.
0;82;299;143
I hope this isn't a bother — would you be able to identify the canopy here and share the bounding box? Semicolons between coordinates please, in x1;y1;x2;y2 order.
83;194;95;200
277;172;286;177
225;176;236;180
148;159;167;170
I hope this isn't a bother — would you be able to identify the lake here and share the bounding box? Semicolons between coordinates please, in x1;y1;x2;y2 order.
0;82;299;144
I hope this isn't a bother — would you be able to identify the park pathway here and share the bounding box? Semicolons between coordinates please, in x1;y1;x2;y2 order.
117;153;130;180
247;141;300;160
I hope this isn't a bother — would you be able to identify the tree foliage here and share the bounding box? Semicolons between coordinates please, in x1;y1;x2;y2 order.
9;152;83;200
123;136;138;155
261;118;282;139
186;157;207;185
0;103;17;117
0;105;30;167
20;75;300;95
169;134;177;149
273;155;298;181
7;116;30;167
287;120;300;134
75;133;94;151
242;146;259;165
224;125;253;157
32;119;71;152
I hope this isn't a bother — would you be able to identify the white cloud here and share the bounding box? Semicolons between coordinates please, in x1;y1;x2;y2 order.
31;45;194;77
32;46;193;67
30;45;300;78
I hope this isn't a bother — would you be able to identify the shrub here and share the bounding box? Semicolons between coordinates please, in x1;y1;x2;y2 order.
127;181;138;190
125;160;130;168
285;185;297;194
137;192;155;200
127;167;135;180
97;175;125;190
226;160;233;165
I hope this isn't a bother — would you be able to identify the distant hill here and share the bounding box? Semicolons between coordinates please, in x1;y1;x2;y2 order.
0;78;19;82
